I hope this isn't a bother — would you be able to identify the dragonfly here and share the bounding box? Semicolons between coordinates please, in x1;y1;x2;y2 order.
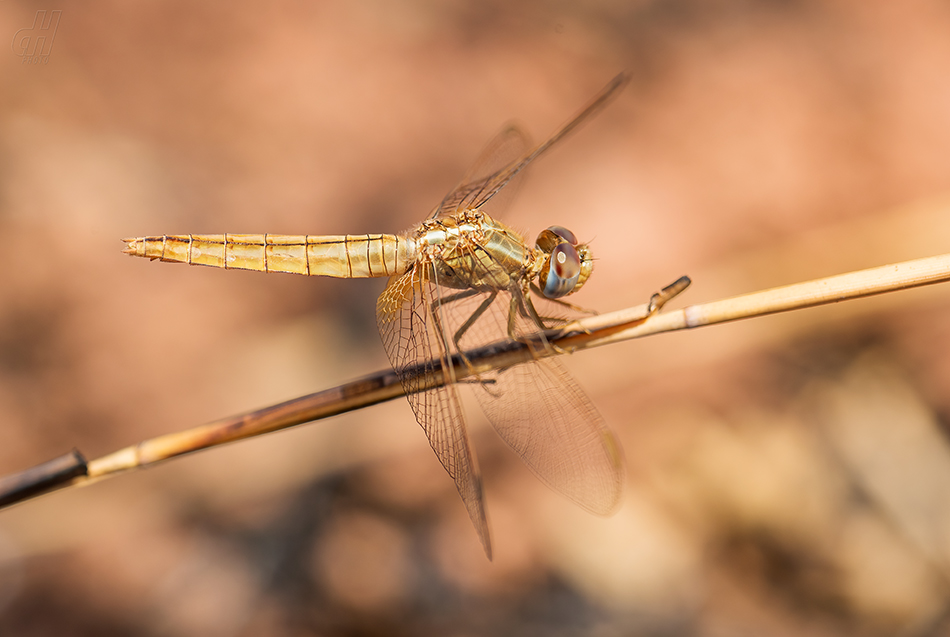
124;74;629;559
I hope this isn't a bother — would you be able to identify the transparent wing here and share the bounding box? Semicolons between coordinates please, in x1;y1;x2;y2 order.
436;260;625;516
376;266;492;558
479;355;624;514
430;73;629;220
430;124;530;220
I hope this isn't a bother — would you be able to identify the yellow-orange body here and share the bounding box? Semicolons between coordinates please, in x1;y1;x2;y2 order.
124;210;551;295
123;230;413;278
122;74;627;560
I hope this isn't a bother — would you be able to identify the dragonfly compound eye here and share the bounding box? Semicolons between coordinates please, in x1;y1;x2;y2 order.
535;225;578;252
541;242;581;298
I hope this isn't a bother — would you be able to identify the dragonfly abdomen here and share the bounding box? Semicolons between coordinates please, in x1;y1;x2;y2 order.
123;234;414;278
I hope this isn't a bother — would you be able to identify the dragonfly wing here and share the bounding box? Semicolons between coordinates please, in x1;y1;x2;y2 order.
376;267;492;558
440;281;625;516
475;352;624;515
430;124;530;220
431;73;629;220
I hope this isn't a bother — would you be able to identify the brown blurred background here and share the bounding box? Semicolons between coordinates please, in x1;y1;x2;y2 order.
3;1;950;635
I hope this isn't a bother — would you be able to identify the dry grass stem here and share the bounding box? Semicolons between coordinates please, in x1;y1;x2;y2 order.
3;251;950;507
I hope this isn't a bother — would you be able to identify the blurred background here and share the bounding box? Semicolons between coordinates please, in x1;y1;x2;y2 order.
2;1;950;635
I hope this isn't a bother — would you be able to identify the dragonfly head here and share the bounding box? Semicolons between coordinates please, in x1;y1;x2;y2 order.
535;225;593;299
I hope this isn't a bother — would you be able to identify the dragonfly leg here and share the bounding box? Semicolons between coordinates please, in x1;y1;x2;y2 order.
451;291;498;355
429;288;483;356
431;287;501;391
430;288;483;316
429;288;494;360
510;293;569;357
453;292;499;383
529;282;599;317
454;291;506;397
425;288;484;391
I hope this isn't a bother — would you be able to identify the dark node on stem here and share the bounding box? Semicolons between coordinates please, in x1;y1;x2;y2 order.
0;449;88;508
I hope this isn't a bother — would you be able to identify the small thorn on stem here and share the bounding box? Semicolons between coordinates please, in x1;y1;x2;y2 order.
648;275;691;314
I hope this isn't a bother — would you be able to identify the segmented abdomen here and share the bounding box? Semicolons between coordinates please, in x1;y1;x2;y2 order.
122;234;414;278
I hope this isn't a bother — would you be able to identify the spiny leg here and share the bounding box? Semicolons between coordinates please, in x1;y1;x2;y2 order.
430;288;498;368
452;291;498;356
501;291;562;358
526;283;596;339
431;287;502;393
450;291;504;396
429;288;482;357
529;282;598;317
430;288;483;318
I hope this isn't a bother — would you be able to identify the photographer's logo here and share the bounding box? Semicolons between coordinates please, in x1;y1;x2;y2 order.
12;10;61;64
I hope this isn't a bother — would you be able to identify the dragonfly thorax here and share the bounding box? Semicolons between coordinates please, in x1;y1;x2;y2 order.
415;211;531;292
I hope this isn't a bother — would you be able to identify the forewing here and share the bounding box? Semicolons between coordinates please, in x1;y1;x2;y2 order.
430;73;629;220
376;267;492;558
430;124;529;220
439;280;624;516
